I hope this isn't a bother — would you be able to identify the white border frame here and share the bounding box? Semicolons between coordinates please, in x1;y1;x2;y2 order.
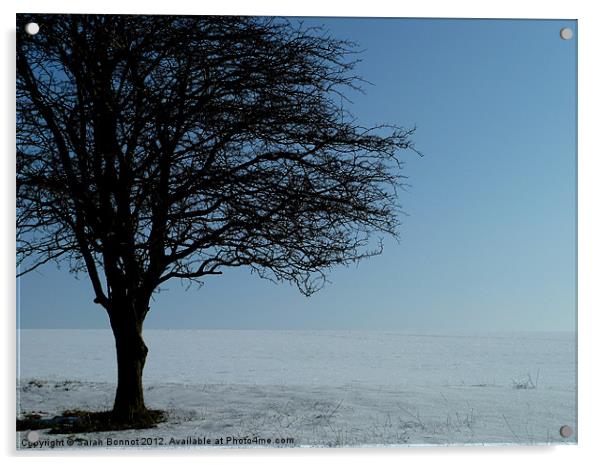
3;1;600;464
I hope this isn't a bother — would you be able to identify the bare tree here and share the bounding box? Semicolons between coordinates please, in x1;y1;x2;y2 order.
17;14;418;425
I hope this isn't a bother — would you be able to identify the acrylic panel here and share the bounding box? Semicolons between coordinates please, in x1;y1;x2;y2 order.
16;14;577;449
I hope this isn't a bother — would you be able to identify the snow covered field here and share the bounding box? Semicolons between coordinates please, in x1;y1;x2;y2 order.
16;330;577;449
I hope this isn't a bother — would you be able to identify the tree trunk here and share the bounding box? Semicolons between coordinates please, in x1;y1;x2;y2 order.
109;306;150;424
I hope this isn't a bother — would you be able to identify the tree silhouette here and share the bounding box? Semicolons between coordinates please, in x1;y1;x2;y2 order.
17;14;418;425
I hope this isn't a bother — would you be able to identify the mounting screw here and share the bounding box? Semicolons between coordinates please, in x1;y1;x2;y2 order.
559;28;573;40
559;425;573;438
24;22;40;36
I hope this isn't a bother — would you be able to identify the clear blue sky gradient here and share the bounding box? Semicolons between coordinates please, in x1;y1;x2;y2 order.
17;18;577;331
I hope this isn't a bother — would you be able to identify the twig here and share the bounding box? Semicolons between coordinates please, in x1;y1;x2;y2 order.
502;414;520;441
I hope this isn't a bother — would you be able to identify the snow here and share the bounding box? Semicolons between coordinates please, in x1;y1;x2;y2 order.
16;330;576;449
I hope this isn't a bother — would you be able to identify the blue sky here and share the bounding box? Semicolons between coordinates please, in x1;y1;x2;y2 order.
17;18;576;331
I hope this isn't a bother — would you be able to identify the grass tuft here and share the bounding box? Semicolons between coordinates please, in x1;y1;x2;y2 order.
17;409;166;434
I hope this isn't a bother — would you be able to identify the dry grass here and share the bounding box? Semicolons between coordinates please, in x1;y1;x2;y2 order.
17;409;166;434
